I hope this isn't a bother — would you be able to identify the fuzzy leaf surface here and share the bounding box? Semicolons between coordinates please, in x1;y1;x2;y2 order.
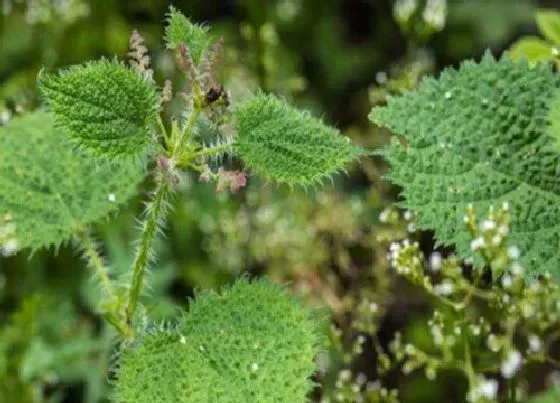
114;278;325;403
40;59;157;159
370;54;560;276
0;111;143;251
164;6;212;63
234;94;365;186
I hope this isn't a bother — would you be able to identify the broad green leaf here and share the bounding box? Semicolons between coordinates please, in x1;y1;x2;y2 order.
0;111;143;251
529;386;560;403
164;6;212;63
234;93;366;186
510;37;556;67
114;278;325;403
370;53;560;276
536;9;560;45
40;59;157;159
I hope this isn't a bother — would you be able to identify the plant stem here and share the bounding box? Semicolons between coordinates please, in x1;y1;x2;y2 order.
508;377;517;403
75;229;113;297
125;176;171;324
125;102;201;333
173;107;201;156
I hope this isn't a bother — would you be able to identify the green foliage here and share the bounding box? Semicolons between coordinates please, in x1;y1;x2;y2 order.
164;6;212;64
530;386;560;402
0;111;143;251
510;37;557;66
234;93;365;186
114;278;325;403
549;90;560;151
40;59;158;159
536;10;560;45
510;9;560;67
370;54;560;276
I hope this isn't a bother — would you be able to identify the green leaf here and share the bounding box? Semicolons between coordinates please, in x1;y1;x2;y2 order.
536;9;560;45
370;53;560;276
164;6;212;64
510;36;555;66
548;90;560;151
234;93;366;186
0;111;143;252
529;386;560;403
40;59;157;159
114;278;325;403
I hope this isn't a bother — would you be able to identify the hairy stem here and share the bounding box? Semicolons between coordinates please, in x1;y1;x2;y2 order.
126;176;171;324
75;229;113;297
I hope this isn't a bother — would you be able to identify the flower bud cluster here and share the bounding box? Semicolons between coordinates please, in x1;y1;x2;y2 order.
386;204;560;402
325;369;399;403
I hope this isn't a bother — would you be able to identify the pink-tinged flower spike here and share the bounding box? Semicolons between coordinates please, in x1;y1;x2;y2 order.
215;168;248;194
230;171;247;194
128;30;154;83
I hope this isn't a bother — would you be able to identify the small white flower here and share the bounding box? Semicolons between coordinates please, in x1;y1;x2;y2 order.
404;210;413;221
422;0;446;30
434;280;454;296
528;334;541;352
497;225;508;236
251;362;259;372
501;275;513;288
379;209;390;223
470;236;485;250
478;378;499;399
470;325;481;336
369;302;378;313
430;325;444;345
2;239;19;256
511;263;524;277
108;193;116;202
394;0;417;22
487;334;501;352
444;90;452;99
480;220;496;231
180;334;186;344
491;234;502;245
429;252;442;271
508;246;520;260
500;350;522;378
375;71;388;84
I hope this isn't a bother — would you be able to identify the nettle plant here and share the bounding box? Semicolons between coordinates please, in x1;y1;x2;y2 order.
1;7;366;402
365;54;560;402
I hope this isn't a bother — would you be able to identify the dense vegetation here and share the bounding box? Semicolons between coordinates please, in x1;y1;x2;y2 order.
3;1;560;402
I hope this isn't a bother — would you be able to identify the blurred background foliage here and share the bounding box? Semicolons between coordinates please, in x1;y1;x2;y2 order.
0;0;557;402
